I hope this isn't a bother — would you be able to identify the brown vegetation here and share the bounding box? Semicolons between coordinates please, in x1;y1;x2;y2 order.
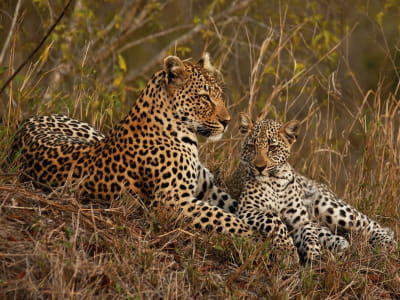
1;0;399;298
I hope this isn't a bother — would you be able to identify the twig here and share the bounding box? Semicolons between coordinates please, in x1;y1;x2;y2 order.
94;1;169;63
0;0;73;95
247;29;274;117
117;25;192;55
124;24;207;82
0;253;35;257
258;23;351;120
124;0;252;82
0;0;22;65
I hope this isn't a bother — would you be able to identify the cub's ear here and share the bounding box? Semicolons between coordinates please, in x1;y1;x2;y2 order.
239;113;254;134
280;120;300;145
163;56;188;88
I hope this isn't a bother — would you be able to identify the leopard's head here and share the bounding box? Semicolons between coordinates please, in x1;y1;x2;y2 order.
238;113;300;176
163;54;230;141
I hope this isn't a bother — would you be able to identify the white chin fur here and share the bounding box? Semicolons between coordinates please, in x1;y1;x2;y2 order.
207;133;223;142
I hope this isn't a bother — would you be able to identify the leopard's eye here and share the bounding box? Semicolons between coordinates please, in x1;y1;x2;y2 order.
199;94;211;102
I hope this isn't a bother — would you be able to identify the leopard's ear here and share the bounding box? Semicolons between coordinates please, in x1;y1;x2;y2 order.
280;120;300;145
239;113;254;134
198;53;224;83
163;56;188;88
197;52;214;72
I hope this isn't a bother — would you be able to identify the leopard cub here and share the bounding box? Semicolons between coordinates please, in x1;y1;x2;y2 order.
232;113;395;261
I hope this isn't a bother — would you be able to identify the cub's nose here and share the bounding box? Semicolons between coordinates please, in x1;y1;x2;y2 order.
255;165;266;173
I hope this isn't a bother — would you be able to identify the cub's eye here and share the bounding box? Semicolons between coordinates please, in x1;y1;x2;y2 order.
269;145;279;152
199;94;211;102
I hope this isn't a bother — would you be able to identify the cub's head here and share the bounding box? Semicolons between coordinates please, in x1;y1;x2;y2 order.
238;113;300;176
163;54;230;141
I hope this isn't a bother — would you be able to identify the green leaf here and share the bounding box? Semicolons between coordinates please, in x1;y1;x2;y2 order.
118;54;127;72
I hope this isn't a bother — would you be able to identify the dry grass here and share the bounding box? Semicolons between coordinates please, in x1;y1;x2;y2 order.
1;75;400;298
1;1;400;298
2;88;400;299
1;182;399;299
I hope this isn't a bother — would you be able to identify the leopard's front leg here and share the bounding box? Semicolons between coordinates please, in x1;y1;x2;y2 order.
156;175;253;237
194;165;238;213
317;226;349;253
237;182;299;263
280;184;320;262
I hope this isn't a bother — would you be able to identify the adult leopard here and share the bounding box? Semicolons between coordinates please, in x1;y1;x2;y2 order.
11;54;253;236
230;113;395;260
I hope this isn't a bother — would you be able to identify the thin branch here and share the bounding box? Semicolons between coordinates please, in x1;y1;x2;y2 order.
247;29;274;117
94;1;169;63
0;0;73;95
124;0;253;83
124;24;206;82
43;0;83;102
0;0;22;65
117;24;192;55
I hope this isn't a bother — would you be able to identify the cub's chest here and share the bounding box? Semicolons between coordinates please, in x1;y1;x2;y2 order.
240;179;279;210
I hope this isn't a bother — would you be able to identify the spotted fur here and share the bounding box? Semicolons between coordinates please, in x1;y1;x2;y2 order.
232;113;395;261
298;174;396;250
10;55;253;237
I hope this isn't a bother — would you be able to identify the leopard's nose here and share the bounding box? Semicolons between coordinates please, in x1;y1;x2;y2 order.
219;118;230;129
255;165;266;173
